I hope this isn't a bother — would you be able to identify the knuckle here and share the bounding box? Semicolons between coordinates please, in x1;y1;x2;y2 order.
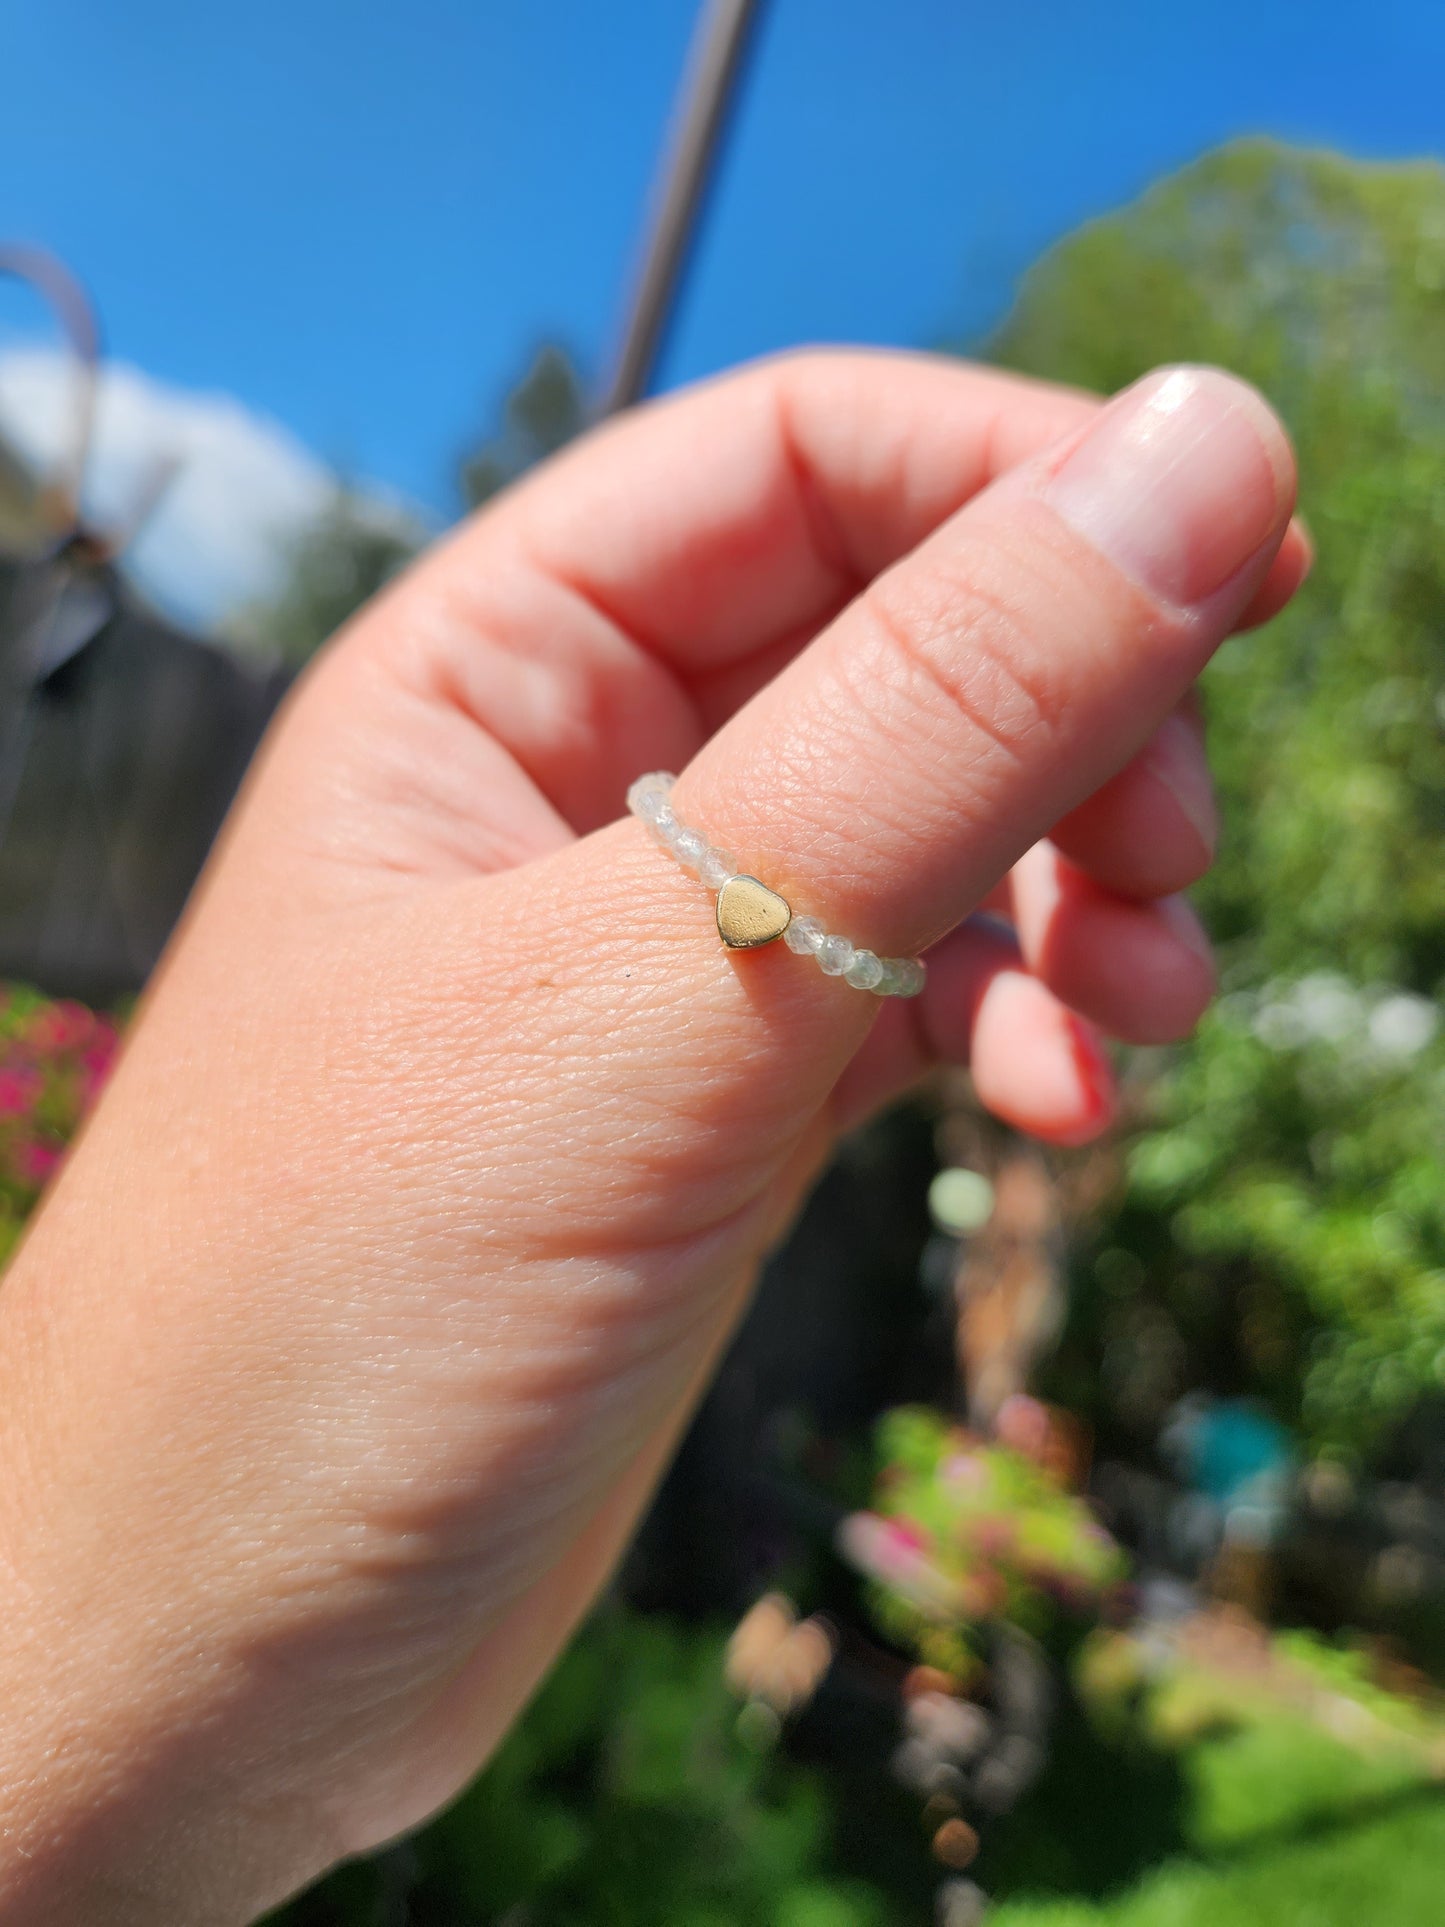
854;543;1071;775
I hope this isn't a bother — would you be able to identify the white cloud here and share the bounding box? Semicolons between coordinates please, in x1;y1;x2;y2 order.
0;343;421;632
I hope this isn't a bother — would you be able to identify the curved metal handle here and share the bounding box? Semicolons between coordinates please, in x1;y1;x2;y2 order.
0;244;102;538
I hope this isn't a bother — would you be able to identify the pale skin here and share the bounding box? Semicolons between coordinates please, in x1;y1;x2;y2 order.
0;352;1308;1922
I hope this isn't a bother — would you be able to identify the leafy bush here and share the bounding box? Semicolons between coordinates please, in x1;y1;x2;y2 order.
843;1408;1126;1679
273;1607;894;1927
991;141;1445;1450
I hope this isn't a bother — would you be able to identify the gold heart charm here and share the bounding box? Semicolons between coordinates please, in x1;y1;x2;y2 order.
716;874;792;950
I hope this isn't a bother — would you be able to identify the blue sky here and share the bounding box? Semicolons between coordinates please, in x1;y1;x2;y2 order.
3;0;1445;540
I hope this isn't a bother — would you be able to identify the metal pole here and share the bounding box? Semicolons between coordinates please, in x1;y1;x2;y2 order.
599;0;766;417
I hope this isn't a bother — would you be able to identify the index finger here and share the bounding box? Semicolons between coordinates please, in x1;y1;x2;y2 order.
326;356;1114;841
321;351;1304;858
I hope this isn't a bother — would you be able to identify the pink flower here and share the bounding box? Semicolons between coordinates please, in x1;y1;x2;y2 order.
11;1139;63;1187
25;1000;95;1056
996;1393;1052;1460
838;1511;930;1582
941;1452;988;1493
76;1021;120;1106
0;1067;41;1117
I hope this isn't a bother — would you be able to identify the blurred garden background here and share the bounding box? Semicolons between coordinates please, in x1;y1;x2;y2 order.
3;4;1445;1924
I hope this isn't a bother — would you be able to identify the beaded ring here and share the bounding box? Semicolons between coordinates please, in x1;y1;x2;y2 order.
626;773;926;998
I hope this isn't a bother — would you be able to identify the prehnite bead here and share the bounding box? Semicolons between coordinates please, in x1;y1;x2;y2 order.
627;773;673;815
784;915;826;955
816;933;854;976
887;958;927;998
844;948;884;990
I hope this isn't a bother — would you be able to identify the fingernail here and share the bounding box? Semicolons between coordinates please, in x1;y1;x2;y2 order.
1044;366;1293;607
1156;892;1215;970
1064;1014;1116;1133
1145;711;1218;859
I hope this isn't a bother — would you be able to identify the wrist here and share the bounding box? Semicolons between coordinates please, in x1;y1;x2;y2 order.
0;1207;333;1926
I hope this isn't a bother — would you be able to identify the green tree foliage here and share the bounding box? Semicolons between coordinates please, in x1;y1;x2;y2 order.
988;141;1445;1450
461;345;589;510
226;486;421;668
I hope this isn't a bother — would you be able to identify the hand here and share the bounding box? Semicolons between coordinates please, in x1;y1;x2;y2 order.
0;352;1305;1922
